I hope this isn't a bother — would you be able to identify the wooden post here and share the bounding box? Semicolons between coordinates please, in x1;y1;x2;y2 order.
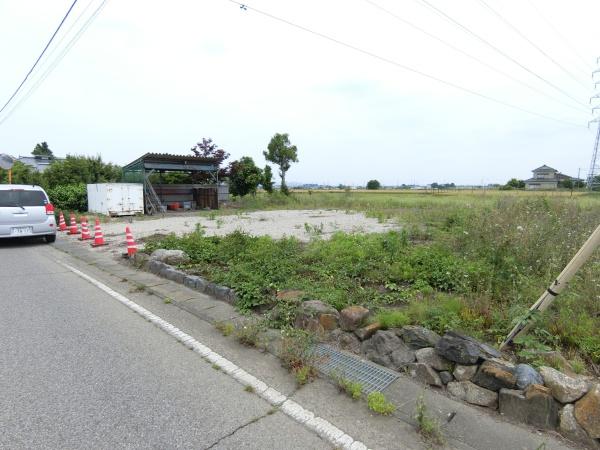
8;168;12;184
500;223;600;349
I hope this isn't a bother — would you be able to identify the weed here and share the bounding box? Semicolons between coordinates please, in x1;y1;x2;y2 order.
212;363;221;371
570;358;585;375
367;391;396;415
293;365;316;386
129;283;145;293
414;394;444;445
234;319;265;347
121;278;128;282
335;375;363;400
266;407;278;415
244;385;255;393
216;218;224;229
163;297;172;304
215;321;235;336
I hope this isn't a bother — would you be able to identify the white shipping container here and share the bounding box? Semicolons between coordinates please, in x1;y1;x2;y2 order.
87;183;144;216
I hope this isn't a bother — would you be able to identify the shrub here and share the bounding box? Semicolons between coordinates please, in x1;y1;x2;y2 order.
47;183;87;212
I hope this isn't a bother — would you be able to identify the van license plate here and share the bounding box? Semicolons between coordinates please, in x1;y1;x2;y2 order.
11;227;33;236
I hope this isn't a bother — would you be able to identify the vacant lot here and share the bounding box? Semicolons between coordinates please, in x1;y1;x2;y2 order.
102;209;397;241
142;190;600;369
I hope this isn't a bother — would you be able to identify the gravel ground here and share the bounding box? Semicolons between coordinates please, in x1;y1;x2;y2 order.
101;209;397;242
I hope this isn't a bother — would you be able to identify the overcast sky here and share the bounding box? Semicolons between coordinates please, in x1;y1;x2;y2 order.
0;0;599;185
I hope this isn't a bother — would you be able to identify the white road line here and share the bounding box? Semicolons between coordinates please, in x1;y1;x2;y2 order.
60;262;369;450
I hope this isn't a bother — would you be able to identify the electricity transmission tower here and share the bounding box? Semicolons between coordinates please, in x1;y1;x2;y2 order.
588;58;600;190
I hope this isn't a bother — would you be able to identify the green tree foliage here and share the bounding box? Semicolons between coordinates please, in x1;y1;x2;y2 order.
47;184;87;212
32;141;53;157
0;161;41;185
262;165;274;193
42;155;122;188
505;178;526;189
228;157;263;197
366;179;381;190
263;133;298;195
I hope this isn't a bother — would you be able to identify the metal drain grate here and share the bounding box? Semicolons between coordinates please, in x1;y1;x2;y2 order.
313;344;399;394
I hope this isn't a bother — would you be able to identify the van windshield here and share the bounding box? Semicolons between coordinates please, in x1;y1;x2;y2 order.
0;190;47;207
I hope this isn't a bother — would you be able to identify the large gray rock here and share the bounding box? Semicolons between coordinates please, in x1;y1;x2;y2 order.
328;329;361;354
439;371;454;385
362;330;415;370
447;381;498;408
408;363;442;387
540;366;589;403
415;347;452;371
398;326;441;349
294;300;340;333
454;364;478;381
561;404;600;448
499;385;559;430
472;359;517;392
435;331;501;365
515;364;543;390
339;306;369;331
354;322;381;341
150;249;191;265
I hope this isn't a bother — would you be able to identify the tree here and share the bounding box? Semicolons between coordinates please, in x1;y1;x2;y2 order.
263;133;298;195
262;165;274;193
558;179;573;189
227;157;263;197
42;155;121;188
505;178;525;189
0;161;41;185
190;138;230;183
32;142;53;157
366;179;381;190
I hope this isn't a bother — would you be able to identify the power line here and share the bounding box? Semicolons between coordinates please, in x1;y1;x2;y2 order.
526;0;594;74
414;0;590;110
0;0;79;115
226;0;583;128
360;0;589;115
0;0;108;126
476;0;590;91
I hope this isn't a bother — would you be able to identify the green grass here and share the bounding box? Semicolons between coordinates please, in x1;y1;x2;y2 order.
143;191;600;366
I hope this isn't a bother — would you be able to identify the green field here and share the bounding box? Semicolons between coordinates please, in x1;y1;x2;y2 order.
147;189;600;369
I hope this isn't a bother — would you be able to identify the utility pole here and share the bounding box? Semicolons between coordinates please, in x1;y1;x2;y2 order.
587;57;600;190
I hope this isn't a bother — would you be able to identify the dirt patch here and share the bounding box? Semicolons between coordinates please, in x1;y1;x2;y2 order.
101;209;398;243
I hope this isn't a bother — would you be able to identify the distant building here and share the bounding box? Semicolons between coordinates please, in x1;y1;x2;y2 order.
17;155;61;173
524;165;576;190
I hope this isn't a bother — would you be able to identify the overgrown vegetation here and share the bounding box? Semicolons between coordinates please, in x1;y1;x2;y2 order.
278;328;318;386
144;191;600;366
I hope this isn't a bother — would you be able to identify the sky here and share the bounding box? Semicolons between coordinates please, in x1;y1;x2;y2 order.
0;0;599;186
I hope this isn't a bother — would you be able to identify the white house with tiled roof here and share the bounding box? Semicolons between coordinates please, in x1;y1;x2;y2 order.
524;165;575;189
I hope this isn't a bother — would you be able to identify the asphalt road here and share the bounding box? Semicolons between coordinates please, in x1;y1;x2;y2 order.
0;239;331;449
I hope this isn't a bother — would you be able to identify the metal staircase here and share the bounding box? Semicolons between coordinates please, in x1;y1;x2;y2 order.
143;171;165;215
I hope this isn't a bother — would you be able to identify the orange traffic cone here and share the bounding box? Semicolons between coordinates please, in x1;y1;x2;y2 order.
68;213;80;235
91;217;108;247
58;211;67;232
79;217;92;240
125;226;137;257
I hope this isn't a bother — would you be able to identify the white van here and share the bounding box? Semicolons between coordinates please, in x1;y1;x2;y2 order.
0;185;57;242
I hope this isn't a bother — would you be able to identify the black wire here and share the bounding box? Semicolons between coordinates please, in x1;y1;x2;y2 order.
361;0;589;115
476;0;590;91
227;0;583;128
415;0;590;110
0;0;79;115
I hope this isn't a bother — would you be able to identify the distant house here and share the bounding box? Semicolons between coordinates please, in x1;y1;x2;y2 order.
17;155;61;173
524;165;576;190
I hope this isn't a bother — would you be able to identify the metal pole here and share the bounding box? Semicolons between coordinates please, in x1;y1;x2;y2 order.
500;223;600;349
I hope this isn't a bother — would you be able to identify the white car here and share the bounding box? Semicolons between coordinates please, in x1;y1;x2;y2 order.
0;184;57;242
